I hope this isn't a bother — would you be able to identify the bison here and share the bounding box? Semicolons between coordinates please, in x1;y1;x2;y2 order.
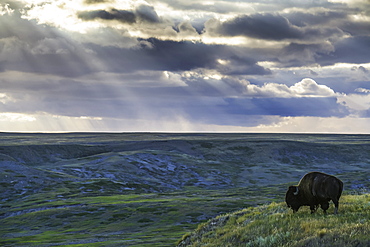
285;172;343;214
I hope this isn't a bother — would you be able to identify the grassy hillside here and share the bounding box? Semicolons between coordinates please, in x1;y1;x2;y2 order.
178;194;370;247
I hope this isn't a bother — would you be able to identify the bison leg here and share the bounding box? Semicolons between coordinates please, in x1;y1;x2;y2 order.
320;202;329;214
332;198;339;214
310;205;317;214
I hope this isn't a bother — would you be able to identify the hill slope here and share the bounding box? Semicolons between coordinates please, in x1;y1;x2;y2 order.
178;194;370;247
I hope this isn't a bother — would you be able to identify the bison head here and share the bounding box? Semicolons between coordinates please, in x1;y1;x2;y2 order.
285;186;301;213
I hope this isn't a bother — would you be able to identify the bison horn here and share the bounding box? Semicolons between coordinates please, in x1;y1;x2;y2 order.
293;187;299;196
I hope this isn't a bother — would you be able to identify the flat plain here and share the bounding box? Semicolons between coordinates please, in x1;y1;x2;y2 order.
0;133;369;246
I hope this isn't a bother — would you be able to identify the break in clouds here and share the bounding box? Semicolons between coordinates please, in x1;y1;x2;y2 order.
0;0;370;132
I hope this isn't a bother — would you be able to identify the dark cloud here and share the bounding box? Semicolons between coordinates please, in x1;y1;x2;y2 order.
215;56;271;76
209;13;302;41
87;38;270;75
206;13;344;42
318;36;370;65
222;97;350;118
282;8;370;38
340;20;370;36
159;0;341;15
0;12;58;42
352;66;369;74
78;4;161;24
284;10;348;27
78;9;136;23
278;42;334;67
84;0;112;4
183;76;242;97
129;93;351;127
0;11;268;79
142;39;269;75
87;39;217;72
135;5;160;23
358;66;369;74
1;0;24;10
0;14;97;77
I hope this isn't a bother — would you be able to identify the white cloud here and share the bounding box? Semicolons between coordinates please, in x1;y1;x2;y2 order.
0;93;14;104
355;88;370;94
254;116;370;134
0;113;36;122
328;0;368;4
182;71;339;98
0;3;14;15
23;1;86;29
241;78;337;98
289;78;336;97
0;112;104;132
338;93;370;112
0;111;200;132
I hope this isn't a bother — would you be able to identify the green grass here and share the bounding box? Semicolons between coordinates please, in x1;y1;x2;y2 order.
0;187;266;246
178;194;370;247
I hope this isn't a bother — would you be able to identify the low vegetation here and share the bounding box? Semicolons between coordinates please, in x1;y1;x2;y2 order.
178;194;370;247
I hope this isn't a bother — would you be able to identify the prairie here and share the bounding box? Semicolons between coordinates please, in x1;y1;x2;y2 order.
0;133;369;246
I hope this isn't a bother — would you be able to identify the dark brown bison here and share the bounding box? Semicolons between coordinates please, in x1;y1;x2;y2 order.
285;172;343;214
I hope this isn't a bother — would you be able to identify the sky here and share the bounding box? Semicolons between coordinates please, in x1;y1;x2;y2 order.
0;0;370;133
